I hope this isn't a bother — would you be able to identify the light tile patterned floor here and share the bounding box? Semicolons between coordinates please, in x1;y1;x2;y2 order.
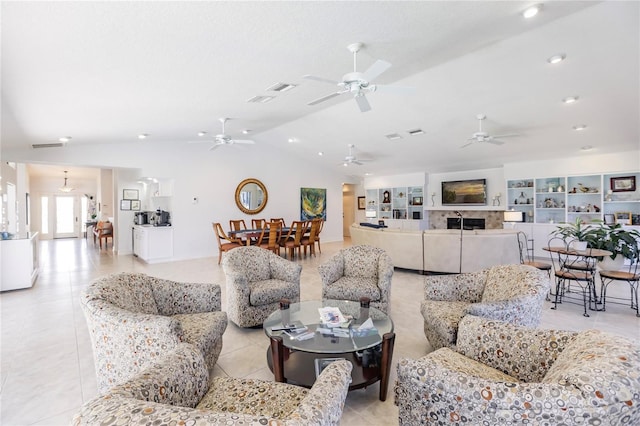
1;238;639;425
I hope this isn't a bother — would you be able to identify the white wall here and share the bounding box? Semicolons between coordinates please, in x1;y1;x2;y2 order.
5;139;347;261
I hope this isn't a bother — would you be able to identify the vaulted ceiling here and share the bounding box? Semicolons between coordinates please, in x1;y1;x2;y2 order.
2;1;638;179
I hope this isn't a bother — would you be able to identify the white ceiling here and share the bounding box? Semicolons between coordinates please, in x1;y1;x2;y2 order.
2;1;639;179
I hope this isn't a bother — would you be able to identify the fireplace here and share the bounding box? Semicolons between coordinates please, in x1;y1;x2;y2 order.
447;217;486;230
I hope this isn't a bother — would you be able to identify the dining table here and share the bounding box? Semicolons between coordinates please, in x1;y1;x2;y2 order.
228;226;302;246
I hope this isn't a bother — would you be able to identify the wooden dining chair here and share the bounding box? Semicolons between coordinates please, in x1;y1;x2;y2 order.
270;218;287;228
251;218;266;229
279;220;304;259
213;222;242;264
301;218;321;257
229;219;248;245
314;219;324;254
259;221;282;255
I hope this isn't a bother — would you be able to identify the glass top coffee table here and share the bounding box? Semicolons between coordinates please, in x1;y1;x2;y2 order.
263;299;395;401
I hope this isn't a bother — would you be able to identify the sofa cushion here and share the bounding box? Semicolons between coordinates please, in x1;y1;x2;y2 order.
173;311;227;353
481;264;541;303
249;279;298;306
323;277;381;302
197;377;308;418
86;272;158;314
542;329;640;407
421;300;469;347
343;245;380;278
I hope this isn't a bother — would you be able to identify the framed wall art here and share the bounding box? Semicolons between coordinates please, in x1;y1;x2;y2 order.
131;200;141;211
120;199;131;210
610;176;636;192
357;196;366;210
123;189;139;200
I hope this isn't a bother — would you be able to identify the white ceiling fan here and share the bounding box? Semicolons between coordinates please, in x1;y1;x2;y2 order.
190;118;255;151
461;114;519;148
341;144;371;166
304;42;414;113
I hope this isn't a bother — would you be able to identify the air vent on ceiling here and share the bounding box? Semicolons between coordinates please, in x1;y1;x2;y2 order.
407;128;425;136
32;142;65;149
385;133;403;140
247;95;275;103
265;82;297;92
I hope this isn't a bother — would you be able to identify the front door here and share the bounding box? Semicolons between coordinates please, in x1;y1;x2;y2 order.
54;195;79;238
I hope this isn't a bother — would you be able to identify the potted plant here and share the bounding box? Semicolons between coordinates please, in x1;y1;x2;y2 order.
551;217;597;251
585;222;640;270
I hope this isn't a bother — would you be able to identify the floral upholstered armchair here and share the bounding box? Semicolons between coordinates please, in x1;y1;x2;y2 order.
222;246;302;327
80;272;228;394
421;264;549;350
395;315;640;425
319;245;394;314
73;343;353;426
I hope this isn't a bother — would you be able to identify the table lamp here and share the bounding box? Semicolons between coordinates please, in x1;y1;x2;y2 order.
503;210;524;228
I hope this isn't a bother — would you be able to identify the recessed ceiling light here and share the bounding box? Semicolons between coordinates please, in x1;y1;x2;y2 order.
385;133;403;140
265;82;297;92
581;145;594;151
523;4;542;19
562;96;579;104
407;129;425;136
287;138;297;143
197;131;207;137
318;152;324;156
573;124;587;131
242;129;251;135
364;172;372;176
58;136;71;142
138;133;149;139
547;54;566;64
343;163;348;167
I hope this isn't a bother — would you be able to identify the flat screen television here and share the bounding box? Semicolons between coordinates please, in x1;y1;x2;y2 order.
441;179;487;205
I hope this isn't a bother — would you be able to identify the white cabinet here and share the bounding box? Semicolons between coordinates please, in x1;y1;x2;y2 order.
1;232;39;291
133;226;173;263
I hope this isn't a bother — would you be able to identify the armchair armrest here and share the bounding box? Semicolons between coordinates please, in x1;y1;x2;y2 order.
395;354;585;424
424;270;487;302
150;278;223;315
456;315;578;382
108;343;209;408
84;300;182;341
318;255;344;286
269;256;303;283
376;253;394;300
289;359;353;425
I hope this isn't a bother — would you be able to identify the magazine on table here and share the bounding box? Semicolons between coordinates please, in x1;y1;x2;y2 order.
318;307;347;327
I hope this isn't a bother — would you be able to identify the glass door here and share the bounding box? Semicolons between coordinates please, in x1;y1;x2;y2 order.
54;195;79;238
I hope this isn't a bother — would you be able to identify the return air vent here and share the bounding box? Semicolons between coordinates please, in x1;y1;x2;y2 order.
32;143;65;149
247;95;275;103
407;128;425;136
265;82;296;92
385;133;403;140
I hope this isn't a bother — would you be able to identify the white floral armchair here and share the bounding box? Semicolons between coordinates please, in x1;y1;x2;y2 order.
80;272;227;394
222;246;302;327
73;343;353;426
422;264;550;350
319;245;394;314
396;315;640;425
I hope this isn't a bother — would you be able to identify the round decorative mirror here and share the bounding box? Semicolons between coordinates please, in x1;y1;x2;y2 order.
235;178;268;215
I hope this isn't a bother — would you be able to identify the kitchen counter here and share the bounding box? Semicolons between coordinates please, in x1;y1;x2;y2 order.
132;225;173;263
1;232;39;291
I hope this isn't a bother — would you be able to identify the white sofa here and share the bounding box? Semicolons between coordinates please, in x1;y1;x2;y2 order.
350;224;520;273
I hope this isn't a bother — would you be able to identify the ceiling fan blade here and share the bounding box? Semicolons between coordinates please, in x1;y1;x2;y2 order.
374;84;416;95
362;59;392;82
460;141;474;149
485;139;505;145
209;143;222;151
230;139;255;144
352;160;364;165
303;75;340;85
491;133;520;139
188;140;211;144
355;94;371;112
308;91;344;106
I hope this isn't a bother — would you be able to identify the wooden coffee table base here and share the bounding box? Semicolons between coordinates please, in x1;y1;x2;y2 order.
268;332;395;401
